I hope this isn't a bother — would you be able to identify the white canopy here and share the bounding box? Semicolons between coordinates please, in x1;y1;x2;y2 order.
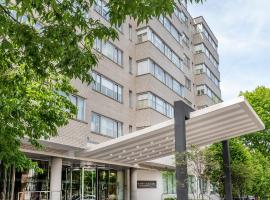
79;97;264;166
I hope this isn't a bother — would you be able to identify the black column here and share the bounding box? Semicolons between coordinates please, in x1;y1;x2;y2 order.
222;140;233;200
174;101;194;200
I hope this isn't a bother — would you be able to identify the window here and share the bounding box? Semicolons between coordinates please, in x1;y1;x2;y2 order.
182;33;189;46
137;59;150;75
163;172;176;194
94;0;109;20
199;178;208;194
194;43;218;68
94;38;123;65
174;7;188;25
185;77;191;91
129;57;133;74
165;74;173;89
183;54;190;69
137;92;174;118
91;112;123;138
154;65;165;83
188;175;196;194
92;71;123;103
137;27;183;71
129;90;133;108
196;85;221;104
137;59;184;97
68;95;85;121
180;12;188;24
129;24;132;40
196;23;218;50
195;64;219;87
129;125;132;133
159;16;182;44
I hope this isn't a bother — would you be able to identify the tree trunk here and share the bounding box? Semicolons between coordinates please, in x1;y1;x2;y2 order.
10;165;15;200
1;167;7;200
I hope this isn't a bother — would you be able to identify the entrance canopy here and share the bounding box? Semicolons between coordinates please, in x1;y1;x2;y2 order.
79;97;264;165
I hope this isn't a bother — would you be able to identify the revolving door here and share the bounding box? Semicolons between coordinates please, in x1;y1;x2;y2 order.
62;167;124;200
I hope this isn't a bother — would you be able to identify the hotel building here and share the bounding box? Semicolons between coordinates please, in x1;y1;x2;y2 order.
0;0;223;200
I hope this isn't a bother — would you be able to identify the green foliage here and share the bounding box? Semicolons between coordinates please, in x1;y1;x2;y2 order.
205;139;270;198
164;198;176;200
240;86;270;158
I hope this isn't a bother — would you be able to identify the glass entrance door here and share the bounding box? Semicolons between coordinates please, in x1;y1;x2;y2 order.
83;168;96;200
62;167;123;200
98;169;109;200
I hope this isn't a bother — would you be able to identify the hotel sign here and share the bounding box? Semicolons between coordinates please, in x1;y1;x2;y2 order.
137;181;157;188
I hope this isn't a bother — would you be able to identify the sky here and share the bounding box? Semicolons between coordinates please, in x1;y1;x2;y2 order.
188;0;270;100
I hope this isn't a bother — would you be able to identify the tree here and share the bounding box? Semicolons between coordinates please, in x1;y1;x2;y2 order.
240;86;270;158
249;150;270;199
0;0;203;169
204;139;255;198
174;146;218;200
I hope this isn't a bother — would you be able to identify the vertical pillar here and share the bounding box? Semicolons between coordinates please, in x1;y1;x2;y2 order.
125;169;130;200
222;140;233;200
50;157;62;200
174;101;193;200
130;169;137;200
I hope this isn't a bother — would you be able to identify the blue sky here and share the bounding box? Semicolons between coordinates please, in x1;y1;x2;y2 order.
188;0;270;100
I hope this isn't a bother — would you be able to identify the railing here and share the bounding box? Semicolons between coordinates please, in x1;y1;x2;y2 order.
17;191;61;200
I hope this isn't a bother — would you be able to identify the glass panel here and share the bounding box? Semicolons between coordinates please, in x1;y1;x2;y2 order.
165;74;173;89
137;60;149;75
108;170;117;200
83;168;97;200
77;97;85;120
100;116;114;137
154;64;165;82
156;97;165;114
71;168;81;200
117;86;122;103
98;169;109;200
91;113;100;133
101;77;114;99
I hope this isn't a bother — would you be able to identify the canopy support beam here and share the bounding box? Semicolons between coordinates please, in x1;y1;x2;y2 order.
174;101;194;200
222;140;233;200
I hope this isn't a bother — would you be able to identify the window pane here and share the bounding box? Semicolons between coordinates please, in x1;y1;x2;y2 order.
118;86;123;103
77;97;85;120
173;80;181;95
100;116;114;137
91;113;100;133
155;65;165;82
156;97;165;114
165;74;173;89
101;77;114;98
137;60;149;75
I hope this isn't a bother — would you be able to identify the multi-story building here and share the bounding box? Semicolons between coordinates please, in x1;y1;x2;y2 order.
1;0;222;200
